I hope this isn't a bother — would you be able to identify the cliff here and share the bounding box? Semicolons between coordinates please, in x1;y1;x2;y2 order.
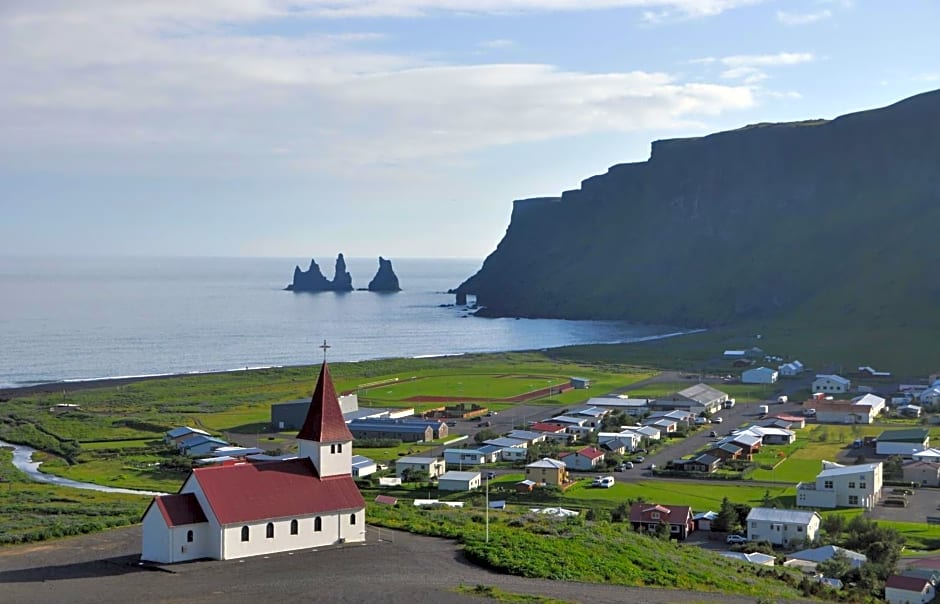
368;257;401;292
455;89;940;329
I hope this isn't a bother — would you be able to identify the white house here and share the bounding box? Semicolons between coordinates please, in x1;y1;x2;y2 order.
876;429;930;457
351;455;377;478
918;385;940;405
598;430;642;453
851;393;886;416
912;448;940;462
885;575;935;604
437;470;481;492
559;446;605;471
395;456;446;479
796;462;883;509
742;367;779;384
746;507;820;546
141;361;366;564
812;374;851;394
785;545;867;571
178;435;230;457
443;448;487;467
165;426;211;445
778;361;804;377
506;430;548;445
586;397;651;416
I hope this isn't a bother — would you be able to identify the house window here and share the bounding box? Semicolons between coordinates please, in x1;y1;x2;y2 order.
290;519;298;535
797;527;803;532
241;526;250;542
266;522;274;539
823;480;833;489
314;517;322;532
849;482;855;489
859;482;866;489
651;512;660;520
751;522;756;528
848;495;859;505
350;513;357;525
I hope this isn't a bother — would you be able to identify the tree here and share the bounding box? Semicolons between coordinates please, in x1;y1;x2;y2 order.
474;428;499;444
883;455;904;481
821;513;845;540
713;497;742;533
817;550;852;579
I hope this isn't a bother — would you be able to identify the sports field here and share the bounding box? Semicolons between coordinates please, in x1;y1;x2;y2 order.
357;373;571;404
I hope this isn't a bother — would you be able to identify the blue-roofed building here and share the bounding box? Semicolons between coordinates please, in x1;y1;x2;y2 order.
178;435;229;456
165;426;210;445
351;455;378;478
348;419;433;442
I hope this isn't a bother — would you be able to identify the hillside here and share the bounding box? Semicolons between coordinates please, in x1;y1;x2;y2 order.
455;89;940;333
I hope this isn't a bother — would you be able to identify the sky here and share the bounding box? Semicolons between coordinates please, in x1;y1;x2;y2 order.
1;1;938;259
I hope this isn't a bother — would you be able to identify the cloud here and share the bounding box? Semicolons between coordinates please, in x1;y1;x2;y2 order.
776;9;832;25
692;52;814;83
0;1;757;180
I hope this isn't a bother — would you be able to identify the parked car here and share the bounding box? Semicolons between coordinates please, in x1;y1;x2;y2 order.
803;408;816;417
709;430;719;438
592;476;615;488
634;455;645;463
624;461;634;469
712;417;723;424
726;534;748;544
485;471;497;480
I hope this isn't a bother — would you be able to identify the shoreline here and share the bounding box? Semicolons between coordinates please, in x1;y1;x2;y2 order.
0;328;705;399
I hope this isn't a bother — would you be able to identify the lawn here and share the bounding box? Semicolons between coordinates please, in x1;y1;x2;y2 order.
563;479;794;511
37;452;186;493
621;381;776;403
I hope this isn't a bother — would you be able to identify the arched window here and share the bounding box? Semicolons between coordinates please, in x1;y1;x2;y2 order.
266;522;275;539
241;526;249;542
314;517;322;532
330;444;336;454
337;443;343;453
186;530;194;543
350;513;356;525
290;519;298;535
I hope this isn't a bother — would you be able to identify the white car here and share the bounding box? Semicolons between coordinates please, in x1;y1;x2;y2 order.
726;534;748;544
711;417;723;424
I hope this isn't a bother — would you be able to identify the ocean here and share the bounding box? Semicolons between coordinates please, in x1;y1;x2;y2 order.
0;256;686;388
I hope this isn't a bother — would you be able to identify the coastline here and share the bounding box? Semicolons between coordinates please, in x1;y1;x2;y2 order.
0;327;705;400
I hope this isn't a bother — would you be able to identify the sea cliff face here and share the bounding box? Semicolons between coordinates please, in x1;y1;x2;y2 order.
455;89;940;328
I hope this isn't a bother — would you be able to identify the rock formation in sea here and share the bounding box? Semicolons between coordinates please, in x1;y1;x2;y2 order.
367;257;402;292
286;259;332;292
332;253;354;292
286;253;354;292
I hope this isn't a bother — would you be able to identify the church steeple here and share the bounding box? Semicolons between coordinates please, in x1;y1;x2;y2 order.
297;347;353;478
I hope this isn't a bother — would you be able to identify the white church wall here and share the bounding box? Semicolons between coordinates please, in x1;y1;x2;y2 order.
220;510;364;560
169;524;211;562
141;505;172;563
180;474;223;558
299;440;352;478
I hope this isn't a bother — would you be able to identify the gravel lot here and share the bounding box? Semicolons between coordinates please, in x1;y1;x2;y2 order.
0;526;810;604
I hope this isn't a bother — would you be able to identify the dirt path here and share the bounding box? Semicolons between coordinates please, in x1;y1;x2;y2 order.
0;525;808;604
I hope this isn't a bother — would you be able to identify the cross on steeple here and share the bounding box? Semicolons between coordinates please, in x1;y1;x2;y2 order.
319;339;331;362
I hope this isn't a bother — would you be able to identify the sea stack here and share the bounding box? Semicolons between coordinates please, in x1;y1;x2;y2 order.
331;253;354;292
367;257;401;292
286;253;355;292
286;259;332;292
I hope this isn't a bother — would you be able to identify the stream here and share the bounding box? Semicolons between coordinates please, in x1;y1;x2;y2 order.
0;439;168;496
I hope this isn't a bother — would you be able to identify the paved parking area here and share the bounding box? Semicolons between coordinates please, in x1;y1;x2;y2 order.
866;487;940;523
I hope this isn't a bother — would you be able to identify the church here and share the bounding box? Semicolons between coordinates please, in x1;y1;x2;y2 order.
141;360;366;563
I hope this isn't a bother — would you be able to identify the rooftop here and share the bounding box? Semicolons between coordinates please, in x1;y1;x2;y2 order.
746;507;819;524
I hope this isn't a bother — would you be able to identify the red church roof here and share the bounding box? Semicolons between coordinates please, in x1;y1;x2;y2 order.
192;458;364;525
297;362;354;443
150;493;208;527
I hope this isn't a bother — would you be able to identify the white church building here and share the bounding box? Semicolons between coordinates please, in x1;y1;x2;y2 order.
141;361;366;563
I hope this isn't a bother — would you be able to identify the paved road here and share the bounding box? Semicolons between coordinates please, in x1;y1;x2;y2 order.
0;526;805;604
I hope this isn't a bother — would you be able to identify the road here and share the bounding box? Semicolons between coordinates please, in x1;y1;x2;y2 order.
0;525;806;604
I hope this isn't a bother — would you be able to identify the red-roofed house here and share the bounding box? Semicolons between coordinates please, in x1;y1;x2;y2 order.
629;503;695;540
529;422;567;434
885;574;935;604
559;446;605;471
141;360;366;564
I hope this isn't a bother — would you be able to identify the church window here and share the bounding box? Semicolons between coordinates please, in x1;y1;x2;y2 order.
266;522;274;539
290;519;298;535
314;517;322;532
350;513;357;525
241;526;249;542
187;530;194;543
337;443;343;453
330;444;336;454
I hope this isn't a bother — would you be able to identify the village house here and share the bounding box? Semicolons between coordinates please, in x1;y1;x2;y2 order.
742;366;778;384
524;458;568;486
647;409;696;427
141;361;366;564
558;446;605;471
737;425;796;445
652;383;728;415
796;461;883;509
437;471;481;492
766;414;806;429
902;460;940;487
693;510;717;532
178;435;229;457
673;454;719;473
598;430;642;453
807;395;881;424
443;448;487;467
876;428;930;457
642;417;679;435
165;427;211;445
628;503;695;540
778;360;804;377
746;507;821;546
350;455;377;478
884;575;936;604
784;545;866;572
708;442;744;462
395;456;446;479
505;429;548;445
812;374;851;394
